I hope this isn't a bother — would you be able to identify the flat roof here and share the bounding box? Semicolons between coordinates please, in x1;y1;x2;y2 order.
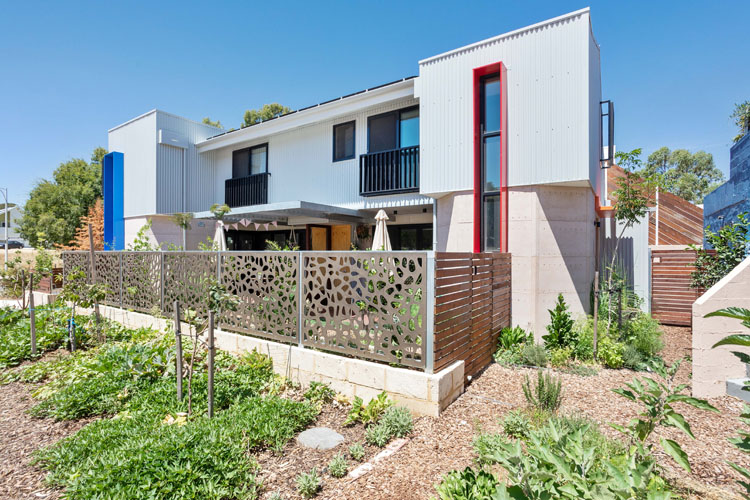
194;200;374;224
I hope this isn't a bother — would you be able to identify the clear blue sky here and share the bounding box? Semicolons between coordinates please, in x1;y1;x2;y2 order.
1;0;748;204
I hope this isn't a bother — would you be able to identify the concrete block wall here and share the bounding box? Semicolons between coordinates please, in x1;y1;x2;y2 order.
91;304;465;416
124;215;216;250
692;255;750;398
508;185;596;338
435;185;596;338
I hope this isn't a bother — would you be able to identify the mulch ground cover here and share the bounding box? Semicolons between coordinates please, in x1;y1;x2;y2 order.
2;325;749;500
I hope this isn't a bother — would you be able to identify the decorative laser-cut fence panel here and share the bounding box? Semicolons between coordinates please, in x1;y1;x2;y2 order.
122;252;161;313
163;253;217;319
221;252;299;344
62;252;90;283
433;252;511;377
301;252;427;369
95;253;122;307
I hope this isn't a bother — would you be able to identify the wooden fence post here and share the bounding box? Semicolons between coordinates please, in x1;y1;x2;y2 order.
208;311;215;418
29;272;36;356
174;300;183;402
593;271;599;361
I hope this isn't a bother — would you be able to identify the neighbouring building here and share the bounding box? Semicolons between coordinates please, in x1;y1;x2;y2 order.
704;131;750;242
102;8;616;335
0;205;27;247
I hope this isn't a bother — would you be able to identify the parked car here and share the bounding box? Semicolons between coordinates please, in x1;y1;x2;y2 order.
0;240;24;249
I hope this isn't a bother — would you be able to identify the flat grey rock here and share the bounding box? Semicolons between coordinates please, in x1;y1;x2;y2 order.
297;427;345;450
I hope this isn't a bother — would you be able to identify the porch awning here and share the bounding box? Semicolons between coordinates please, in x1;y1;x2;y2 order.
194;200;375;225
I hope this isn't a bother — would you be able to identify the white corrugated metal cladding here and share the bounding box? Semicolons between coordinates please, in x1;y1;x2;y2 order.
417;8;601;196
108;111;222;217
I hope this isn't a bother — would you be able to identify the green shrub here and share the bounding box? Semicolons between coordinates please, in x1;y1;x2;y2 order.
267;491;284;500
622;344;645;370
348;442;365;461
473;432;509;466
327;453;348;478
624;312;664;357
543;294;575;349
365;406;413;447
551;413;626;459
571;316;607;361
562;363;599;377
0;307;79;369
502;409;531;438
304;381;335;409
521;343;547;367
498;326;531;350
522;370;562;413
344;391;393;426
433;467;509;499
494;345;521;366
296;468;322;498
598;335;625;369
548;346;573;368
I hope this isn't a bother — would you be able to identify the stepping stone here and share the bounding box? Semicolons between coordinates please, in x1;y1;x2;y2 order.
297;427;345;450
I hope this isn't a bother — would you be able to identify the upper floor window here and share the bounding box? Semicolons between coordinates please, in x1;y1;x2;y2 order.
367;107;419;153
333;121;355;162
232;143;268;178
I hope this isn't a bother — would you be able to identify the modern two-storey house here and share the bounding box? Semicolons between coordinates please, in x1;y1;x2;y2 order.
103;7;613;334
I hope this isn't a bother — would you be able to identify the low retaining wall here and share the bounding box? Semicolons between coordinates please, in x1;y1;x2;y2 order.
94;304;465;417
692;255;750;398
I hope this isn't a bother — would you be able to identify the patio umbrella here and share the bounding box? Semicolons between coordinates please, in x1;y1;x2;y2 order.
213;221;227;251
372;209;392;251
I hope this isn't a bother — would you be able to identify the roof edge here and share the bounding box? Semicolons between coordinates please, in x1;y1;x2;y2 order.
419;7;591;65
108;109;224;134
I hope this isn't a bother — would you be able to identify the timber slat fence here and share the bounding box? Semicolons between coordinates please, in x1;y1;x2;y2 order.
650;248;706;326
63;250;511;375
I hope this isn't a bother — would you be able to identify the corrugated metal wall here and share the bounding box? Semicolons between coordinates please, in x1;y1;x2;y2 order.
418;10;595;195
155;112;223;214
207;96;432;212
600;215;651;312
588;26;602;194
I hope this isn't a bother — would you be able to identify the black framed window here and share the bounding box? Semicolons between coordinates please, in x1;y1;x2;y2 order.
386;223;433;250
333;121;355;161
481;75;501;251
367;106;419;153
232;143;268;178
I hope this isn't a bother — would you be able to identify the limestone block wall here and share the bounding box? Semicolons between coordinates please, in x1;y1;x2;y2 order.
435;185;596;337
693;255;750;398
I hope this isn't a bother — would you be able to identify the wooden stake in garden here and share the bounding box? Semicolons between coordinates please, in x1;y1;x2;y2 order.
593;271;599;361
208;311;215;419
88;223;103;341
174;300;183;401
28;272;36;356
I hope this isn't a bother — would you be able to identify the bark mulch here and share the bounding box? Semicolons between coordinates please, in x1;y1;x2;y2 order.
330;326;749;500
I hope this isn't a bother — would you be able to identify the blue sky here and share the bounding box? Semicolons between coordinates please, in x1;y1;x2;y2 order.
1;0;748;204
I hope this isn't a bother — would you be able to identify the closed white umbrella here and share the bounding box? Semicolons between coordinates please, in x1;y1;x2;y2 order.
372;209;392;251
213;221;227;251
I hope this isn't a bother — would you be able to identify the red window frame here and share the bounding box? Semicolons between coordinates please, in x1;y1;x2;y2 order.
473;62;508;253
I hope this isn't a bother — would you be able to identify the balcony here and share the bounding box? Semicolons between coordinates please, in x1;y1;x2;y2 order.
225;173;269;208
359;145;419;197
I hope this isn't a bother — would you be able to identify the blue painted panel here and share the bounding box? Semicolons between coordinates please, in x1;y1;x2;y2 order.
103;152;125;250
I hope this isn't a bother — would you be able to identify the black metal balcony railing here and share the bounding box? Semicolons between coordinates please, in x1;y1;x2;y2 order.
225;173;269;208
359;145;419;197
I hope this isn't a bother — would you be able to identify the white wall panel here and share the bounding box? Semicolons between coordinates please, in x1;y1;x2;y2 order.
418;9;597;195
203;97;432;213
588;27;603;196
108;112;157;218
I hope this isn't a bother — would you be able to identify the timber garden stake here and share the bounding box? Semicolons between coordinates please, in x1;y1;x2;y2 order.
29;272;36;356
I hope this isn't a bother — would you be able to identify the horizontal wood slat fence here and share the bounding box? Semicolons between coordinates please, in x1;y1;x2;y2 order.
651;249;707;326
433;252;512;377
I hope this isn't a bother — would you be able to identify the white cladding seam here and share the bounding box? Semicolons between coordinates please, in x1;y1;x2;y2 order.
418;10;594;195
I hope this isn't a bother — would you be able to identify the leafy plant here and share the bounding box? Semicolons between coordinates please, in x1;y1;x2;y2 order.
365;423;392;447
562;363;598;377
731;100;750;143
597;335;625;369
543;294;575;349
433;467;513;500
623;312;664;358
548;346;573;368
364;407;413;448
690;212;750;290
522;370;563;413
209;203;231;221
349;442;365;462
502;409;531;438
521;343;547;368
622;344;646;370
127;219;159;251
344;391;393;426
296;468;322;498
304;381;335;409
611;358;719;472
328;453;348;478
498;326;531;350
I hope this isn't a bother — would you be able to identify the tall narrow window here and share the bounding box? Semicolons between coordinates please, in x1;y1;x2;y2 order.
399;107;419;148
481;75;501;251
333;121;355;161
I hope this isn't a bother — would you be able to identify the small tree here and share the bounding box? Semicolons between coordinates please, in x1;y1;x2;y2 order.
209;203;231;221
170;212;194;250
731;100;750;143
542;293;575;349
690;212;750;290
58;268;109;346
60;199;104;250
606;149;657;330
